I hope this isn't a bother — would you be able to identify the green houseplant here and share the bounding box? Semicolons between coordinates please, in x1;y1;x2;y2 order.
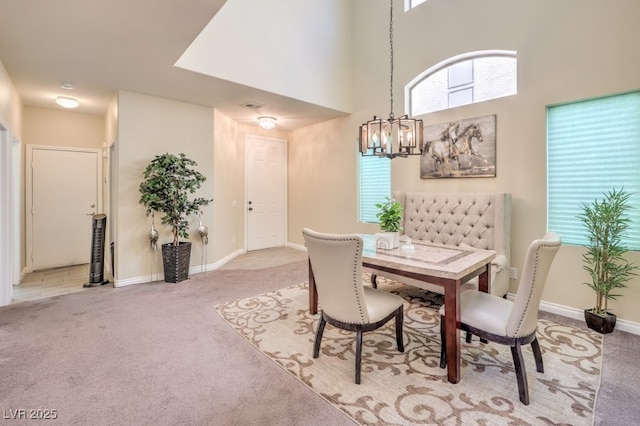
139;153;212;283
376;197;403;232
578;188;638;333
375;197;403;248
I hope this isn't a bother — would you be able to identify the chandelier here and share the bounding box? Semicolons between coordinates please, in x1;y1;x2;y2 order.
359;0;423;159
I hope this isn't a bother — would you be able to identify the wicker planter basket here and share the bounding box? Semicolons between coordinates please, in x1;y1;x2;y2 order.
584;309;617;334
161;241;191;283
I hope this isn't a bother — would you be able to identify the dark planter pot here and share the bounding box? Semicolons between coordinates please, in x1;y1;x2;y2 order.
584;308;617;334
161;241;191;283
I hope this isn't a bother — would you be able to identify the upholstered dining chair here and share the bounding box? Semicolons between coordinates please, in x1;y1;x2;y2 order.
439;232;561;405
302;228;405;384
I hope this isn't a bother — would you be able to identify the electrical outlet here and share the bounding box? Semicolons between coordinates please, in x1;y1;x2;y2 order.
509;267;518;280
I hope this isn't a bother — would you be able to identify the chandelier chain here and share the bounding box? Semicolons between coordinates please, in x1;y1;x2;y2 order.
389;0;394;119
357;0;423;159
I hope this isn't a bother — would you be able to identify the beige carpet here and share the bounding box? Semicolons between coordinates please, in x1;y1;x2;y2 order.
214;275;603;425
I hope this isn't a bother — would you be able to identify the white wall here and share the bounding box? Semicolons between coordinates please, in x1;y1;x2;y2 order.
176;0;352;113
289;0;640;324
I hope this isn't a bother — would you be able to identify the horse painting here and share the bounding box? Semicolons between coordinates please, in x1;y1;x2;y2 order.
423;122;460;174
424;139;450;174
449;123;488;170
420;115;496;179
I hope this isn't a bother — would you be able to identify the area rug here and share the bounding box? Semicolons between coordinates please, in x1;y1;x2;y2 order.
214;275;602;425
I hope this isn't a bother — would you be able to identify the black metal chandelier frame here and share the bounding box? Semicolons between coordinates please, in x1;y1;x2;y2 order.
359;0;424;159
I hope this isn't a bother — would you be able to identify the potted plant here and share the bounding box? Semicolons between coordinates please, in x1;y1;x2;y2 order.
375;197;403;249
139;153;212;283
578;188;638;333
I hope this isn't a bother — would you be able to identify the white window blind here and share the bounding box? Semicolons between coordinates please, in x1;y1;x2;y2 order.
358;153;390;223
547;91;640;250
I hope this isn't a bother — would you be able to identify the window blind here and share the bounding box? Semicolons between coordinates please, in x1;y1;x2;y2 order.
358;152;390;223
547;91;640;250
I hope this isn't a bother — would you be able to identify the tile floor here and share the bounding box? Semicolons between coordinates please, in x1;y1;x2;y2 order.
12;263;91;304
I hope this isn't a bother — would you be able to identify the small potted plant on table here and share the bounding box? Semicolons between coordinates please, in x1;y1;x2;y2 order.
578;188;638;333
375;197;403;249
139;153;212;283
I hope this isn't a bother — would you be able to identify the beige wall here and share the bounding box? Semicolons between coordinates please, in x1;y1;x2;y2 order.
23;106;104;149
3;1;640;324
113;96;290;284
21;106;106;276
114;91;215;284
0;59;22;135
211;109;242;260
0;58;22;305
289;0;640;323
212;109;290;261
104;94;119;279
289;116;379;238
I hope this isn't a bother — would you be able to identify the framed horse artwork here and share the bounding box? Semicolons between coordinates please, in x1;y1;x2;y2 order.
420;114;496;179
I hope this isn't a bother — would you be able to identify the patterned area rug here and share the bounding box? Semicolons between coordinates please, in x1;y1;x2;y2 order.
214;276;602;425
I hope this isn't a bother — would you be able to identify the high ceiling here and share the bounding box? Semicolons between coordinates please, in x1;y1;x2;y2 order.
0;0;345;130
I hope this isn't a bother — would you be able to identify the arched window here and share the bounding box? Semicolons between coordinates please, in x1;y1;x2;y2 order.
405;0;427;11
406;50;517;116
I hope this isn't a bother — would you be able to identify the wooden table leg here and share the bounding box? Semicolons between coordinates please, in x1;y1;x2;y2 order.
308;258;318;314
478;264;491;344
444;279;461;384
478;263;491;294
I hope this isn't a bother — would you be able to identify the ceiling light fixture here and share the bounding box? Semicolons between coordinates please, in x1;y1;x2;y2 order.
56;96;80;109
359;0;423;159
60;83;74;90
258;116;277;130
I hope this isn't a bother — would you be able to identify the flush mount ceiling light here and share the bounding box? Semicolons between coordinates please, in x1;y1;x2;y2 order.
60;82;74;90
359;0;423;159
258;116;277;130
56;96;80;109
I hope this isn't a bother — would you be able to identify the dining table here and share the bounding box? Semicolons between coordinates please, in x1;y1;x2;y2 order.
307;234;495;384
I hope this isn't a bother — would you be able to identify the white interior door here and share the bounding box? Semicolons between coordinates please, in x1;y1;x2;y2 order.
27;146;102;271
246;135;287;251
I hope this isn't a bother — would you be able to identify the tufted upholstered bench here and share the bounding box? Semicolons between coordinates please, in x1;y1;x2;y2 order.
372;191;512;297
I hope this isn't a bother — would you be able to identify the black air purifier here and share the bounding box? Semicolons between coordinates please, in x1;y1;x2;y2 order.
84;214;109;287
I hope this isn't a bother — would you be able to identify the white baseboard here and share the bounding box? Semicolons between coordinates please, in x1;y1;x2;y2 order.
203;249;246;272
507;293;640;336
114;249;246;287
116;244;640;336
14;267;28;285
113;275;153;287
286;242;307;252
